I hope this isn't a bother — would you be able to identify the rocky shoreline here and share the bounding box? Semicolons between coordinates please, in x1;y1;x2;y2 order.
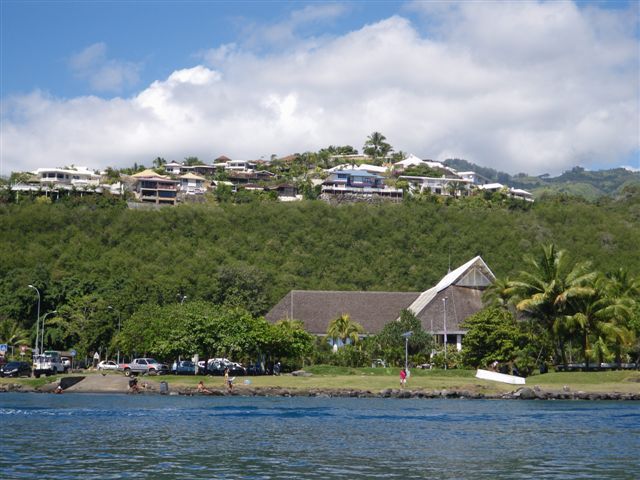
2;381;639;400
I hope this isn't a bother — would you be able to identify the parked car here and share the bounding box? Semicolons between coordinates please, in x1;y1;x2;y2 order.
0;361;32;378
172;360;196;375
206;358;246;376
97;360;118;371
117;358;169;376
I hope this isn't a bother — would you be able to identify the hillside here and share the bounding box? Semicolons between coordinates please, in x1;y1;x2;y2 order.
1;188;639;333
443;160;640;200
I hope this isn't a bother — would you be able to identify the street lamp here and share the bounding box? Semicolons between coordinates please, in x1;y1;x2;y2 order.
40;310;57;353
28;285;40;355
108;306;121;364
443;297;448;370
401;331;413;372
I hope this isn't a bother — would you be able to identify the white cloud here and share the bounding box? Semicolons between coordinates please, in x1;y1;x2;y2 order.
2;2;638;176
69;42;141;93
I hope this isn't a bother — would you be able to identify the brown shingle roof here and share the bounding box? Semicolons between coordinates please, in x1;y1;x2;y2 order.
265;291;420;335
414;285;485;334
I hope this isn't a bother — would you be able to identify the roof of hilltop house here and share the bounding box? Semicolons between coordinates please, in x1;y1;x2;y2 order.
215;155;231;162
266;256;495;336
179;173;206;180
132;169;169;178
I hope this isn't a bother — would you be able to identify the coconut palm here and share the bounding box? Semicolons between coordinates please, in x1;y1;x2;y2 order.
563;276;634;369
327;314;364;349
482;277;514;309
508;244;596;364
363;132;392;164
0;319;30;353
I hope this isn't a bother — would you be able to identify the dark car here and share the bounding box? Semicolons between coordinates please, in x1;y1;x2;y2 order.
0;361;32;378
172;360;196;375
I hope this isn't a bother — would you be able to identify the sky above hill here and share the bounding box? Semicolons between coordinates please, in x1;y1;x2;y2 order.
1;0;638;177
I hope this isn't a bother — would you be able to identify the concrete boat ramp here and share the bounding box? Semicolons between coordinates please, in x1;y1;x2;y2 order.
61;375;131;393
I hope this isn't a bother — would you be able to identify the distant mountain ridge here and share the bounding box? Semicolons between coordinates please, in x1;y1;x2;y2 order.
443;159;640;200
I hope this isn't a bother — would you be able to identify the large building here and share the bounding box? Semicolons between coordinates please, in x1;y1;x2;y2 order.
266;256;495;351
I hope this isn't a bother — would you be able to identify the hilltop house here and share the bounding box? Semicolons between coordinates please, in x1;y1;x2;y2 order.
266;256;495;350
321;169;402;200
132;169;179;205
179;173;207;195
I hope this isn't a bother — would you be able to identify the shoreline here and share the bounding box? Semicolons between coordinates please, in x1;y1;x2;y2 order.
2;381;639;400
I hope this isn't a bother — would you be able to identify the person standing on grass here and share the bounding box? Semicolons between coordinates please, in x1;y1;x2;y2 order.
400;368;407;388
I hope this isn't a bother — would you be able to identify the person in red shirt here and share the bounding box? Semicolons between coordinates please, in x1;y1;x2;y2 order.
400;368;407;388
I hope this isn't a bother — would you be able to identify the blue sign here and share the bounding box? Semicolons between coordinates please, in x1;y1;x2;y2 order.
70;349;77;357
0;344;7;353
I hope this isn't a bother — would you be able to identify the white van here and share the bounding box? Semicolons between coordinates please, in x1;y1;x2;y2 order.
33;351;67;377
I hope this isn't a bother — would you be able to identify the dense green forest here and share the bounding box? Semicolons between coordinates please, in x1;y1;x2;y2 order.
0;187;639;360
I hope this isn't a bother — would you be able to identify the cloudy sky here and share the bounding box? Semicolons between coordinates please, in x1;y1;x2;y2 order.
1;0;638;177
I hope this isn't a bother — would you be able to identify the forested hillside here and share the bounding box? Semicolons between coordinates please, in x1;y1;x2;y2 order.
443;160;640;200
1;189;639;335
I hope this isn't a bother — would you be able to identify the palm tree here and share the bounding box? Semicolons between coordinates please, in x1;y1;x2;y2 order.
482;277;514;309
327;314;364;350
508;244;596;365
0;319;30;356
363;132;392;164
563;276;634;369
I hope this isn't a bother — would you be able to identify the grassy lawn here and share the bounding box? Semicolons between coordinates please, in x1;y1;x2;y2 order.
2;368;639;395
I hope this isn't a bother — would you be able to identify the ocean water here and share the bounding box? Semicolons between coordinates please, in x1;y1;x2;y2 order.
1;393;639;479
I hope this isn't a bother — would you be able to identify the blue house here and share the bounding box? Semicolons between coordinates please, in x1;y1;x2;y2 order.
324;170;386;188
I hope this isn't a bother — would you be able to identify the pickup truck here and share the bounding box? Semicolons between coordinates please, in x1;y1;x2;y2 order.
118;358;169;376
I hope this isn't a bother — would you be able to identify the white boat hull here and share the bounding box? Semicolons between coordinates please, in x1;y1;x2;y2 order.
476;368;526;385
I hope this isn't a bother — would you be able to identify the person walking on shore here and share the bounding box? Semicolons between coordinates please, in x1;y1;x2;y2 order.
400;368;407;388
224;368;233;391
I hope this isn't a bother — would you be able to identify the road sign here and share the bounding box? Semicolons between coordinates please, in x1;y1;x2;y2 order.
70;349;77;357
0;344;7;354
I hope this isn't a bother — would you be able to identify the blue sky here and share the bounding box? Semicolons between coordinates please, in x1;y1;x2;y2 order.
1;1;638;176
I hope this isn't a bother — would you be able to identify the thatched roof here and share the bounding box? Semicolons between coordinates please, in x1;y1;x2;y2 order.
265;291;420;335
265;256;495;336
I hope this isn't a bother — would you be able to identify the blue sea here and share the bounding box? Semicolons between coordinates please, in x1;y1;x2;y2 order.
1;394;639;479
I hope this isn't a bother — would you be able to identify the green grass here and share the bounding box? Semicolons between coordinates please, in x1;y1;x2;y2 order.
2;369;638;395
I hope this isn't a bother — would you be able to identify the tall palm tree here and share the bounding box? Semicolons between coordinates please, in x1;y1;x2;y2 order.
508;244;596;365
327;314;364;350
563;276;634;369
363;132;392;164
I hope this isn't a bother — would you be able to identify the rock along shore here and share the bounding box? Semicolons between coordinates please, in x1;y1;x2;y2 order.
1;380;639;401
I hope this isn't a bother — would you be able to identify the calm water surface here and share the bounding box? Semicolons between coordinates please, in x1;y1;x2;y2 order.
1;393;639;479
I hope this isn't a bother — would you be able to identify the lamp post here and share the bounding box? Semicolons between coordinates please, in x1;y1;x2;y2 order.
108;306;121;365
443;297;448;370
40;310;57;353
401;331;413;372
28;285;40;355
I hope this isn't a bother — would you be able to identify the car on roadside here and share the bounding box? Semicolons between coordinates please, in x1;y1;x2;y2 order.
118;358;169;376
206;358;246;376
97;360;118;371
0;361;32;378
172;360;196;375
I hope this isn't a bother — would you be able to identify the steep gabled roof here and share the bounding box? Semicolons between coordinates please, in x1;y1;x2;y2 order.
407;256;495;317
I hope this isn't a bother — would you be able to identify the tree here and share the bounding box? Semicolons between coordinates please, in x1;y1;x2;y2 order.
327;313;364;349
460;307;528;369
0;319;29;356
152;157;167;169
370;310;433;366
213;265;271;316
363;131;392;164
508;244;596;365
